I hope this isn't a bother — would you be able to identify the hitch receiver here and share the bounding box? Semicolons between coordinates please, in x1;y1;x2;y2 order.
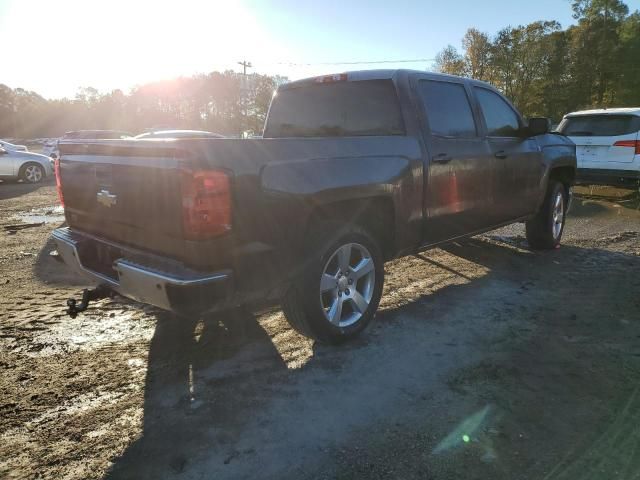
66;285;113;318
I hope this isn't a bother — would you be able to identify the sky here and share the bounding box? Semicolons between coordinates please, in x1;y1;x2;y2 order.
0;0;625;99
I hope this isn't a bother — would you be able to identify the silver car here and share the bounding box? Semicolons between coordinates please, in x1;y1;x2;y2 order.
0;139;28;152
0;147;53;183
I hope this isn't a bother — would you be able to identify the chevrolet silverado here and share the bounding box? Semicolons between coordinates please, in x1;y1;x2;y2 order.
52;70;576;342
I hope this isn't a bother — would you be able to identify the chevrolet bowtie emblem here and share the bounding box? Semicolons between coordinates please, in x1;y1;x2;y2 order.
96;189;117;207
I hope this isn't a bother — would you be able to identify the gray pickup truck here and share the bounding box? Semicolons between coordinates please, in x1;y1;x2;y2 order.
52;70;576;342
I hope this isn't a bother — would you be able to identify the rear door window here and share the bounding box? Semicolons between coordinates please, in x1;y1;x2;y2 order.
557;115;640;137
418;80;477;138
264;79;405;138
474;87;521;137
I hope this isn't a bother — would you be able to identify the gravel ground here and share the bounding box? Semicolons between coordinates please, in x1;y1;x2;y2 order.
1;181;639;480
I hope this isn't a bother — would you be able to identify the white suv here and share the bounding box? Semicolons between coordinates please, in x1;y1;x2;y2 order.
557;108;640;188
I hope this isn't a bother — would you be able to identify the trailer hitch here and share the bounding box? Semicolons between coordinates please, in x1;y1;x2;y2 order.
66;285;113;318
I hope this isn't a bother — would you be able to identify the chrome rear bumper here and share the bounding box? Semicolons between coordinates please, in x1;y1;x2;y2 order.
52;228;231;312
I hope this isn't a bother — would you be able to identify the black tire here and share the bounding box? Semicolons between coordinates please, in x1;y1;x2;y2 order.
525;181;567;250
19;163;45;183
282;221;385;344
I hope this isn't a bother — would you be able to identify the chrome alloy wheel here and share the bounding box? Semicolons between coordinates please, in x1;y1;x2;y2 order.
319;242;376;328
24;164;43;183
552;191;564;240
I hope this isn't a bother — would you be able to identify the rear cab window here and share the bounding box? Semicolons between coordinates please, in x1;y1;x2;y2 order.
557;115;640;137
263;79;405;138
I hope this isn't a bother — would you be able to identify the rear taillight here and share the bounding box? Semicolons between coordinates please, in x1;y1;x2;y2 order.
54;158;64;207
613;140;640;155
181;169;232;239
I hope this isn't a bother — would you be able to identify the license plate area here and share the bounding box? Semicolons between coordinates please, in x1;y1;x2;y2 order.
77;241;122;281
577;145;597;159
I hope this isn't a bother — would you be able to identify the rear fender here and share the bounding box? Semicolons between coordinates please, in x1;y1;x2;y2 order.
261;154;418;259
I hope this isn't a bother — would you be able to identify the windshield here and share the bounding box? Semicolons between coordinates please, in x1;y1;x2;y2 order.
558;115;640;136
63;131;132;139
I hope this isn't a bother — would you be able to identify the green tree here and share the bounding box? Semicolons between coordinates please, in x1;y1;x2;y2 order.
568;0;630;106
613;11;640;105
433;45;466;76
462;28;492;81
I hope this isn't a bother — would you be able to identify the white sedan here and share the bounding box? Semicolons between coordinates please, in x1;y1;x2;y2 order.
0;147;53;183
0;139;28;152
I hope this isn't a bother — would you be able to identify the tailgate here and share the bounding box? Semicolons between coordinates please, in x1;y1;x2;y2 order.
59;140;188;260
571;134;638;166
562;114;640;167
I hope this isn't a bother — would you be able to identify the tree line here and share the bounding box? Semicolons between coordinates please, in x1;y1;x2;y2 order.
1;0;638;139
0;71;286;139
434;0;640;122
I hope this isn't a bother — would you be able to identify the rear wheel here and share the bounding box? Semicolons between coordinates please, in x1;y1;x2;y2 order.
20;163;45;183
282;222;384;343
526;181;567;249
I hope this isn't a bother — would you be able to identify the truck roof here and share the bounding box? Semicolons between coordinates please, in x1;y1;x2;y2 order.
565;107;640;117
282;69;495;91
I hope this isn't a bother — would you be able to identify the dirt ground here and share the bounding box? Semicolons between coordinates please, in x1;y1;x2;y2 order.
1;180;639;480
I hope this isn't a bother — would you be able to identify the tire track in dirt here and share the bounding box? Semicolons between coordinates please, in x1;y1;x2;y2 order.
1;183;640;480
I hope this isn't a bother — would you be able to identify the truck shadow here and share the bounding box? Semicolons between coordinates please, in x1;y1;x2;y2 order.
0;178;54;201
33;230;88;287
104;237;639;479
106;306;294;478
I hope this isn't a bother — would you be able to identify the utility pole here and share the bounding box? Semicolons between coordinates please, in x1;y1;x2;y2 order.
237;60;252;76
237;60;252;136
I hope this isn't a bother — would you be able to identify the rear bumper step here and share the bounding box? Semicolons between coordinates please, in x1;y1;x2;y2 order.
576;168;640;188
52;227;232;314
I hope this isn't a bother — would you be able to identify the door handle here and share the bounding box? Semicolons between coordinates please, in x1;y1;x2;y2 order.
494;150;508;159
432;153;453;164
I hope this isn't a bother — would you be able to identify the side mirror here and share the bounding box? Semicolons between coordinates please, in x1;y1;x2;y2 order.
0;147;7;155
527;117;551;136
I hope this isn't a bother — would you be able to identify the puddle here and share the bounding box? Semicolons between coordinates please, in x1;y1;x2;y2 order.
14;205;65;224
20;306;157;356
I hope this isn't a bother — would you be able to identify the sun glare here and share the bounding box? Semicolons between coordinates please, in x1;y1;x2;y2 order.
0;0;292;98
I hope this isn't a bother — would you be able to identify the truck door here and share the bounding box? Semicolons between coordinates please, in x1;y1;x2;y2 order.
473;87;543;220
413;76;495;244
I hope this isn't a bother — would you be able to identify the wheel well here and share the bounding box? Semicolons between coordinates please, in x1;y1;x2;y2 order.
305;197;395;260
549;166;575;193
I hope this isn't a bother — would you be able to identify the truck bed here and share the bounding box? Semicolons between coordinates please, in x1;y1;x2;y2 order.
59;136;422;268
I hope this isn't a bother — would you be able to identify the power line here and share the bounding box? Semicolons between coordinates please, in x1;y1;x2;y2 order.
275;58;436;67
